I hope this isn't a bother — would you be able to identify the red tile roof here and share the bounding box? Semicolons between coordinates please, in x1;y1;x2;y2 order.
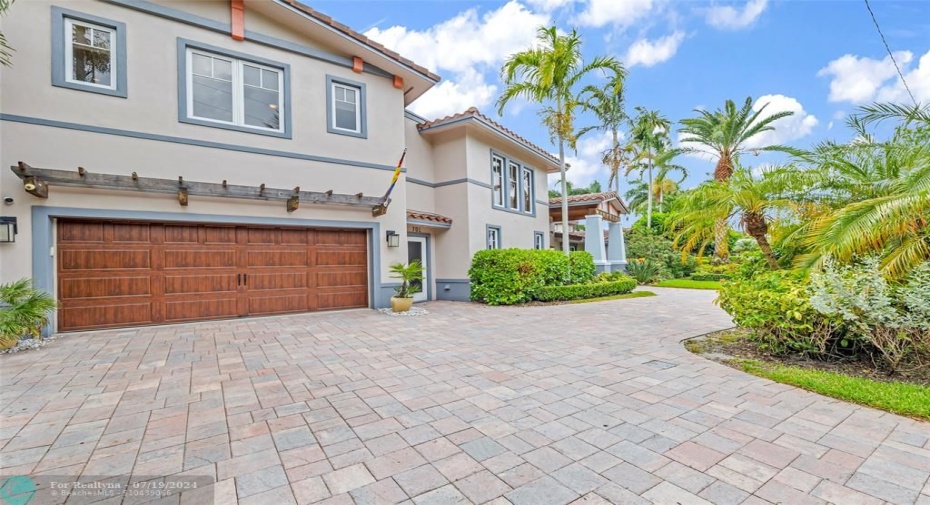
417;108;559;167
277;0;441;82
407;210;453;225
548;190;623;205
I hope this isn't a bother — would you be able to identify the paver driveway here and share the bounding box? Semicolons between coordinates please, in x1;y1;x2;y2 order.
2;288;929;504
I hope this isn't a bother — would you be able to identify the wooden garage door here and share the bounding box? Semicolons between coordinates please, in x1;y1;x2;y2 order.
56;220;368;331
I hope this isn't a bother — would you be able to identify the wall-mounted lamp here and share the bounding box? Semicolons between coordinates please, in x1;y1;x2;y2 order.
0;217;17;243
386;230;400;248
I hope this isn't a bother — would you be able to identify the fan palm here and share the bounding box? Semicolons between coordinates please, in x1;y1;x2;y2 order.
671;166;797;270
678;97;797;260
578;71;629;194
498;26;623;255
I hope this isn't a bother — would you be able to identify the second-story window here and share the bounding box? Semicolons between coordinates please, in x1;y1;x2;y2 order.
326;76;368;138
522;167;533;213
185;48;284;133
66;19;116;89
508;162;519;209
492;155;504;207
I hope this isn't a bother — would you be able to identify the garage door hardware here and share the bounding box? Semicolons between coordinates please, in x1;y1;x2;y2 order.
12;162;389;213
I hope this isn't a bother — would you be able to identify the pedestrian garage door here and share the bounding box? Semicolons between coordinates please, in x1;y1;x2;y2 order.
56;220;369;331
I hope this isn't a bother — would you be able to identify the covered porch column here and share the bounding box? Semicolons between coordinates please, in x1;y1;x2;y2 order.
584;214;609;274
607;221;627;272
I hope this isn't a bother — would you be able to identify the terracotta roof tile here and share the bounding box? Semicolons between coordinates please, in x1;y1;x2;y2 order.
417;108;559;167
276;0;441;82
549;190;622;205
407;210;453;225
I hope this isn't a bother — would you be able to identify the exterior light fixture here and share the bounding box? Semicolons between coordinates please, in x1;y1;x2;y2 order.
23;176;37;191
386;230;400;248
0;217;16;243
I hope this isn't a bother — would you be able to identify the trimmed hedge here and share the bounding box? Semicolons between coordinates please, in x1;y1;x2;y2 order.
468;249;597;305
535;277;637;302
690;273;730;281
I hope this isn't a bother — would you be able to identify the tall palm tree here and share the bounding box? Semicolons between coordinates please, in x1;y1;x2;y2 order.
578;71;628;194
0;0;15;67
498;26;623;255
678;97;796;261
671;166;797;270
628;107;671;230
624;180;649;214
651;149;687;212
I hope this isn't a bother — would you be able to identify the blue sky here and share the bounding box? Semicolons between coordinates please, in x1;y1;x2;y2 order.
313;0;930;193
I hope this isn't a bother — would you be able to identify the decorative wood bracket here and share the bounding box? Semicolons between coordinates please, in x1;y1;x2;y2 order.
11;162;387;214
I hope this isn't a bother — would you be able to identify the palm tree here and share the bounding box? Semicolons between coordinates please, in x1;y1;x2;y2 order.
498;26;623;255
578;71;629;194
796;103;930;278
678;97;797;261
0;0;15;67
627;107;671;230
624;180;649;214
651;149;687;212
671;165;796;270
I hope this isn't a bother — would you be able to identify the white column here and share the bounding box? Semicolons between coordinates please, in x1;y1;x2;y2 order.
584;214;608;274
607;220;627;271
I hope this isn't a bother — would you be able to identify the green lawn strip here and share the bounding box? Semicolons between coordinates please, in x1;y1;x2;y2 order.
653;279;723;290
568;291;656;304
736;359;930;421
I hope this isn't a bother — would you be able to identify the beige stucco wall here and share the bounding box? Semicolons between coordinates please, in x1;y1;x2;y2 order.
0;0;409;289
403;116;435;213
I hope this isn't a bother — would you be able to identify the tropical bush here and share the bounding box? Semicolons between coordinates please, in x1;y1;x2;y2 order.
626;258;660;284
626;230;697;279
468;249;596;305
389;261;423;299
0;279;57;350
535;277;637;302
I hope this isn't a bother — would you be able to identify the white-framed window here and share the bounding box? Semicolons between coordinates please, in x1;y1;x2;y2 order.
492;155;505;207
508;162;519;209
185;48;284;132
522;167;533;213
331;82;361;133
65;18;116;90
534;232;545;250
487;226;501;250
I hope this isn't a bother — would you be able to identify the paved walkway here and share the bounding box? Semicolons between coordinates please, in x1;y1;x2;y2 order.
1;288;928;504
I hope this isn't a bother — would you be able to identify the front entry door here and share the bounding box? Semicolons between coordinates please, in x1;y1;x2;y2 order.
407;236;428;302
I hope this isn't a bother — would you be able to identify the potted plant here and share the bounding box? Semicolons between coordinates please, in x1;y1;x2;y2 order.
389;260;423;312
0;279;57;350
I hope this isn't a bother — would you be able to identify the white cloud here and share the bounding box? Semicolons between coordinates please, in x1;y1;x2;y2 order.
818;50;930;105
547;131;618;187
526;0;575;12
365;1;549;118
406;69;497;119
705;0;768;30
624;31;685;68
745;94;818;147
575;0;653;29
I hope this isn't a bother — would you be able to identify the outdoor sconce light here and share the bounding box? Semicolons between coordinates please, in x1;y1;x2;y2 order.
0;217;17;243
23;177;37;191
386;230;400;248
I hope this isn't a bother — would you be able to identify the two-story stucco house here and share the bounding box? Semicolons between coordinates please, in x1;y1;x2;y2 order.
0;0;558;333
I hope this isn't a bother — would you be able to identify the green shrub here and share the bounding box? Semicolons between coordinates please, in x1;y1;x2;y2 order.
690;273;730;281
569;251;596;284
626;258;661;284
0;279;57;349
627;230;697;279
535;277;637;302
717;271;843;355
594;271;630;283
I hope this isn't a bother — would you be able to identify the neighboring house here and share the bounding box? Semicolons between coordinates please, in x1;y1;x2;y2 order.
0;0;557;333
549;191;628;273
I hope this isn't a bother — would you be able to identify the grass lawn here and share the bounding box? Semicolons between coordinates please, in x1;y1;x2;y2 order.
736;359;930;421
568;291;656;304
653;279;723;290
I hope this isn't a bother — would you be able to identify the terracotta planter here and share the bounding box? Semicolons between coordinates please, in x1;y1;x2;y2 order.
390;296;414;312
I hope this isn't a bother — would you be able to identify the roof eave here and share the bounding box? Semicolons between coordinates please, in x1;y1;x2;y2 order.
419;117;560;172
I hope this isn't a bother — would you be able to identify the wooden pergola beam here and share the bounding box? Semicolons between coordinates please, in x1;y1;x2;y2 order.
11;163;389;213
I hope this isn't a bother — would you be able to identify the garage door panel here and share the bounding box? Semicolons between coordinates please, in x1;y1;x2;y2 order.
58;221;369;331
59;303;154;330
165;297;239;322
164;274;237;295
60;276;151;299
163;250;237;269
60;249;151;270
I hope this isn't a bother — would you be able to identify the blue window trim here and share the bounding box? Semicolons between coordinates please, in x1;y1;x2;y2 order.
326;75;368;139
489;149;536;217
486;224;502;250
176;38;292;139
408;232;432;301
534;231;545;250
51;6;128;98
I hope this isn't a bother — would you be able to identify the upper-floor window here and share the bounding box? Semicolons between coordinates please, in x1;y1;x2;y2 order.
326;75;368;138
490;151;535;215
177;40;290;138
51;7;127;97
492;155;504;207
487;226;501;250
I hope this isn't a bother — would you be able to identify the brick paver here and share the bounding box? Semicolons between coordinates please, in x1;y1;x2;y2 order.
1;287;928;504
